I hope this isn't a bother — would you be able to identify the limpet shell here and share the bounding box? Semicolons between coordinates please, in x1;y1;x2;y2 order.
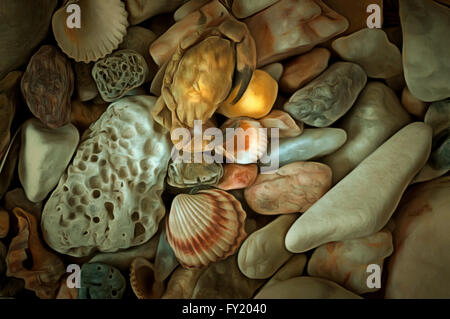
130;257;165;299
52;0;129;63
166;189;247;268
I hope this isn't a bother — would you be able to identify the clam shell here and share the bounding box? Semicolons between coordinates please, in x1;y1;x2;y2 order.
52;0;129;63
130;257;165;299
166;189;247;268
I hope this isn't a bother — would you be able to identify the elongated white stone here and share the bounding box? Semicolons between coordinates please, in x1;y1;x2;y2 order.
285;122;432;253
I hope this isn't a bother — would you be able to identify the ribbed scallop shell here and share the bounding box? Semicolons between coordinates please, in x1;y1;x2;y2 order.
52;0;129;63
129;257;164;299
220;118;268;164
166;189;247;268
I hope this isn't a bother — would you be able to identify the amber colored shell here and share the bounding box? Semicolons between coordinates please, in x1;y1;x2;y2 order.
166;189;247;268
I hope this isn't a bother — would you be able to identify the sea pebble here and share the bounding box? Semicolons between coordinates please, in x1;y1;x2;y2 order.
174;0;211;21
4;188;42;222
401;87;429;119
191;255;265;299
386;177;450;298
262;254;308;289
400;0;450;102
70;100;108;133
73;62;98;102
322;82;411;184
261;63;284;82
425;99;450;170
285;122;432;253
259;110;303;138
280;48;330;94
238;214;298;279
284;62;367;127
162;267;205;299
41;96;171;257
19;119;80;203
254;276;361;299
245;162;332;215
307;229;393;294
332;28;403;79
0;208;9;238
263;128;347;168
126;0;188;25
216;164;258;191
232;0;279;19
244;0;348;67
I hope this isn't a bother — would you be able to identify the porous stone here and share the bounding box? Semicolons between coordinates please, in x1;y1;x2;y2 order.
0;71;21;160
167;161;223;188
217;164;258;191
244;0;349;67
92;50;149;102
322;82;412;184
254;276;361;299
400;0;450;102
308;229;393;294
238;214;298;279
285;122;433;253
245;162;332;215
284;62;367;127
332;28;402;79
401;87;428;119
21;45;74;128
232;0;279;19
280;48;330;94
41;96;171;257
78;263;126;299
19;119;80;203
386;177;450;298
263;128;347;167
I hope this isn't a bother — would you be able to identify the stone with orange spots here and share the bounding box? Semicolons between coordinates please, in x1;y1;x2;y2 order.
244;161;332;215
386;177;450;298
280;48;330;94
245;0;348;67
217;164;258;191
307;228;393;294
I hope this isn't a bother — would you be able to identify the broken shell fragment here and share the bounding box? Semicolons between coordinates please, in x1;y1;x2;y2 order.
6;208;65;299
92;50;149;102
130;257;165;299
167;161;223;188
52;0;129;63
166;189;247;268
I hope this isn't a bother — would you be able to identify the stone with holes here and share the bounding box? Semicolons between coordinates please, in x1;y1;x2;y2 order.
92;50;149;102
78;263;126;299
41;96;171;257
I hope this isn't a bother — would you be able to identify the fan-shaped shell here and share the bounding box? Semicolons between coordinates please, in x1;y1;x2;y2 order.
130;257;165;299
166;189;247;268
52;0;129;63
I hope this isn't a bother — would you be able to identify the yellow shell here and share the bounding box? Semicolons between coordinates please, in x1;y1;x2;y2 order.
52;0;128;62
166;189;247;268
217;70;278;119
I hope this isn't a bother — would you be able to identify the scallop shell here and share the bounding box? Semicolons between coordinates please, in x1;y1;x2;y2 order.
52;0;129;63
166;189;247;268
219;118;268;164
130;257;165;299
